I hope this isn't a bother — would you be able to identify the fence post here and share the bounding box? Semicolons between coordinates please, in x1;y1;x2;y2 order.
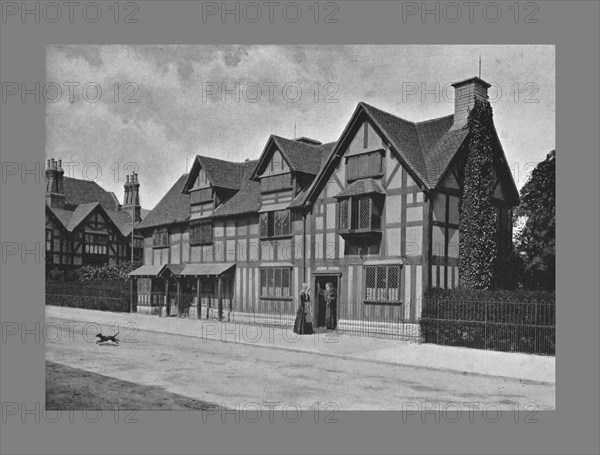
484;301;488;350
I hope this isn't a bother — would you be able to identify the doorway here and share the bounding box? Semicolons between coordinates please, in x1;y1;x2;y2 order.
314;274;340;329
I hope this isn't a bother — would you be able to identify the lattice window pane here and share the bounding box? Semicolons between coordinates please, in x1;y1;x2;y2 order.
365;266;377;301
388;266;399;301
282;268;290;297
280;210;290;235
376;266;387;301
259;213;269;238
267;269;274;297
274;268;282;297
358;197;371;229
338;199;349;230
260;269;267;296
372;198;382;230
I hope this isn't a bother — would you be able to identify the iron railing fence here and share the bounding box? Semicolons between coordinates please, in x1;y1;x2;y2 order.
45;281;133;313
420;296;555;356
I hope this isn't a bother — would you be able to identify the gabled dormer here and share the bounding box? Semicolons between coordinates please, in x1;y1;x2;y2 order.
251;135;324;202
183;155;246;220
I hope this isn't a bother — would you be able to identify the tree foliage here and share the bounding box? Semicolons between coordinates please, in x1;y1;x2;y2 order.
459;98;498;289
514;150;555;290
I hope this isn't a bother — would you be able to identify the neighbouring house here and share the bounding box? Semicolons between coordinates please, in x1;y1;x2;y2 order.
45;158;148;280
131;76;519;328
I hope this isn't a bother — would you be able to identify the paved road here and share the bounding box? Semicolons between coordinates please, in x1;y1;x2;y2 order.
46;317;555;411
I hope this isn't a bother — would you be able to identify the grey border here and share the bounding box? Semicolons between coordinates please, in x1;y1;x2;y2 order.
1;1;598;454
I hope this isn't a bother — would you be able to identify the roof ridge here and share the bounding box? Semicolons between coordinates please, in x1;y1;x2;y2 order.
272;134;324;149
196;154;243;166
359;101;417;126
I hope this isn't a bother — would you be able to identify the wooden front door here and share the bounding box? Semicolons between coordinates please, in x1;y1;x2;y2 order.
314;275;339;328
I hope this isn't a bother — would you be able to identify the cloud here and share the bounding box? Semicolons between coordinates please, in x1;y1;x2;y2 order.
46;45;555;208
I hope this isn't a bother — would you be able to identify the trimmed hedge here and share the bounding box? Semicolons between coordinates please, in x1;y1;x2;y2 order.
46;281;133;313
420;288;555;355
72;260;143;283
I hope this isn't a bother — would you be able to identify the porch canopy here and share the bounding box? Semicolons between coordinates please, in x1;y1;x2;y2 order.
129;264;166;277
178;263;235;277
158;264;186;277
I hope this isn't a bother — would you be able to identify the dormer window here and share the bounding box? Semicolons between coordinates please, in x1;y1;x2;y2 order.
346;150;384;182
260;172;293;193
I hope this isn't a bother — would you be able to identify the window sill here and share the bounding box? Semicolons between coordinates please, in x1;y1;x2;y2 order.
364;300;404;306
152;245;170;249
260;235;293;241
260;187;294;195
189;243;214;247
339;229;382;239
259;296;293;301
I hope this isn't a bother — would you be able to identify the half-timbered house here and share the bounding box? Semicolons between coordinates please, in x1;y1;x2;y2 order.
131;76;519;329
45;158;146;279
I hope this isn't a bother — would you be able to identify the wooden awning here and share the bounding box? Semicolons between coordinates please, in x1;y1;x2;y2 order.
178;263;235;277
129;264;165;277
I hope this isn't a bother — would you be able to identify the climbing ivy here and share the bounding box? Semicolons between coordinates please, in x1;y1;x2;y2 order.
458;98;498;289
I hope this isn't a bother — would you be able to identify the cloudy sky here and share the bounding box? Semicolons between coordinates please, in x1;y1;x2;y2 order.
46;45;555;209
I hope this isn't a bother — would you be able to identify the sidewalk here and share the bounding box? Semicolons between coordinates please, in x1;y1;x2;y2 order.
46;306;555;384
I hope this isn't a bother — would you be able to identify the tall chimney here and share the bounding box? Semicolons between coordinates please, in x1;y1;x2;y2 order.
124;175;131;204
450;76;491;130
122;172;141;222
45;157;65;209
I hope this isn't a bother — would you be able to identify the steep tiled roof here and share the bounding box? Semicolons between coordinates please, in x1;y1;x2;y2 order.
105;209;138;236
303;103;474;208
271;135;325;175
212;161;261;217
48;207;74;229
63;177;119;211
66;202;100;231
287;141;336;209
422;127;469;187
137;174;190;230
334;179;386;198
184;156;247;191
360;102;428;185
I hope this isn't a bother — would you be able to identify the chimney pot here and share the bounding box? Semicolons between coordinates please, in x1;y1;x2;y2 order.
126;175;130;183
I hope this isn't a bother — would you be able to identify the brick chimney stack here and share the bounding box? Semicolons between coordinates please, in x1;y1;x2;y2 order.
450;76;491;130
45;158;65;209
122;172;141;222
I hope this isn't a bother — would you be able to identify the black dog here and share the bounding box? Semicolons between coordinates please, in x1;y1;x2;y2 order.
96;332;119;345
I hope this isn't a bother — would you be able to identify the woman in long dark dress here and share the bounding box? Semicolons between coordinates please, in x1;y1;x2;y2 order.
324;282;337;330
293;283;313;335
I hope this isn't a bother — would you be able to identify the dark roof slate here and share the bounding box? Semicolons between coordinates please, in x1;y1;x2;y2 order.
271;135;325;175
66;202;100;231
212;161;261;217
287;141;336;209
186;156;247;191
137;174;190;230
48;207;74;229
63;177;119;211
